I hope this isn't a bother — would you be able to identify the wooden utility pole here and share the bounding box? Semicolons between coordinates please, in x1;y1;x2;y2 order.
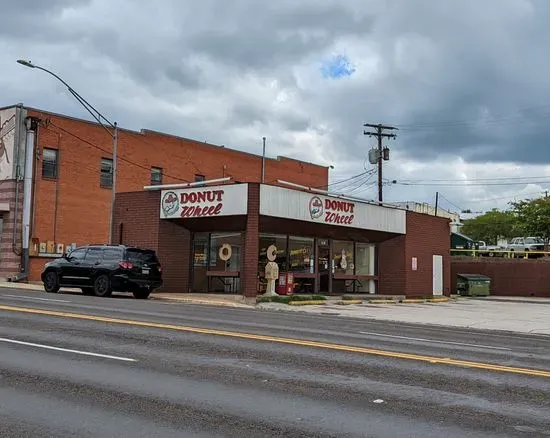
363;123;397;203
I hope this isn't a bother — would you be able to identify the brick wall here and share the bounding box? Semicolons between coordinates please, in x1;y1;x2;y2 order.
158;219;190;293
379;212;451;297
242;183;260;297
25;108;329;282
0;180;23;279
451;258;550;297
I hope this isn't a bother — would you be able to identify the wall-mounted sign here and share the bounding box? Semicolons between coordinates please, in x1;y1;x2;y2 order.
412;257;418;271
260;185;406;234
0;107;17;182
160;184;248;219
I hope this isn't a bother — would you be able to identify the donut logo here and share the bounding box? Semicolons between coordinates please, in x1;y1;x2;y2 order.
161;191;180;216
309;196;323;219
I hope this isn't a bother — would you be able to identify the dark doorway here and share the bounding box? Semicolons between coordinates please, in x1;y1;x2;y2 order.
318;239;330;292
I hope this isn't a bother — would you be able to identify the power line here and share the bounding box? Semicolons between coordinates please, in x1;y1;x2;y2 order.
47;121;190;183
395;180;550;187
399;175;550;183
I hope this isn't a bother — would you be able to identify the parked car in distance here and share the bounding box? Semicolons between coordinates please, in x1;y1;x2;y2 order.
477;241;505;257
41;244;163;299
505;237;546;258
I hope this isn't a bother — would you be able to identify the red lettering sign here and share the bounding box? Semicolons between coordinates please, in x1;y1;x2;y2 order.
314;197;355;225
179;189;225;218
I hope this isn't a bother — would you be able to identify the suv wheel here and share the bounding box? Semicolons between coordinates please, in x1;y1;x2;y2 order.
93;274;112;298
133;288;151;300
43;271;60;293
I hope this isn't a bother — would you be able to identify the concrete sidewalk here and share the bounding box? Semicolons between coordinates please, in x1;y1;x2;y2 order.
257;298;550;335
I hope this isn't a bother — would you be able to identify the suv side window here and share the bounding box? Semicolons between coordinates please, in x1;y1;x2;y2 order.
68;248;87;261
103;248;123;263
85;247;103;263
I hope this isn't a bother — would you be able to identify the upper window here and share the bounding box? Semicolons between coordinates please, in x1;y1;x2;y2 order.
151;167;163;185
100;158;113;188
195;174;205;182
42;148;58;179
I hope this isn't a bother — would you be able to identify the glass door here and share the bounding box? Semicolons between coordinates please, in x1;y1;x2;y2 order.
191;234;209;292
317;239;330;292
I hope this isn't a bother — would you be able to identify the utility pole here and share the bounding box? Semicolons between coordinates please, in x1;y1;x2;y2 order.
434;191;439;216
364;123;397;203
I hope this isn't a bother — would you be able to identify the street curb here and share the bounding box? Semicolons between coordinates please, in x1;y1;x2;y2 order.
336;300;363;305
368;300;398;304
426;298;450;303
0;282;43;291
288;300;327;306
151;297;253;308
401;299;426;303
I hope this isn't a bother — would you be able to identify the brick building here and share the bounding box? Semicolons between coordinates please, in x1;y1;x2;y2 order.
113;182;451;297
0;104;329;282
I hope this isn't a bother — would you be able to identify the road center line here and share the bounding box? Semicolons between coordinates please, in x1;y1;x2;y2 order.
358;331;512;351
2;294;72;303
0;304;548;378
0;337;137;362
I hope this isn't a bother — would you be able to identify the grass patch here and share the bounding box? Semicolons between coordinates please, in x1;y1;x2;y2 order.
342;295;356;301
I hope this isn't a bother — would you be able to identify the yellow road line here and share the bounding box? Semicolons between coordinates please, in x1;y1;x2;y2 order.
1;304;549;378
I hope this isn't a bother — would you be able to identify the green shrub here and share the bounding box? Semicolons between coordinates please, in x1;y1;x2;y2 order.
342;295;355;301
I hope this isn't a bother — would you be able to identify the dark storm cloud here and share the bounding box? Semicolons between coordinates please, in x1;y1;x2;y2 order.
5;0;550;176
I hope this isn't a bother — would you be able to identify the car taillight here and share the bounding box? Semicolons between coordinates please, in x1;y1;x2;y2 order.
119;261;134;269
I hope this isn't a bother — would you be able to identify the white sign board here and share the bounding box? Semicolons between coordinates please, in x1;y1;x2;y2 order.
260;185;406;234
0;107;16;181
412;257;418;271
160;184;248;219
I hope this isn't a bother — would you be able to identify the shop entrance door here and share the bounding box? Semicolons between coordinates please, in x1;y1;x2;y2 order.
317;239;330;292
191;236;209;292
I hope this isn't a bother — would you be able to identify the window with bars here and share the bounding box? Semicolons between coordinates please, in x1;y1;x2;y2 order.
42;148;58;179
151;167;163;185
100;158;113;188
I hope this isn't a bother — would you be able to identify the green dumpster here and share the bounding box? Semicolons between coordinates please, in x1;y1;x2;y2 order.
456;274;491;296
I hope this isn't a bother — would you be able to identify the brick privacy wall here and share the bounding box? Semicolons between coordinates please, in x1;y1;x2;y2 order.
158;219;190;293
26;109;329;281
113;190;191;293
451;258;550;297
0;180;23;279
379;212;451;297
378;235;406;295
242;184;260;297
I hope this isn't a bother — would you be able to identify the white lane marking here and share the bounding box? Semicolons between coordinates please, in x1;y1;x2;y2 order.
358;331;512;351
2;294;71;303
0;337;137;362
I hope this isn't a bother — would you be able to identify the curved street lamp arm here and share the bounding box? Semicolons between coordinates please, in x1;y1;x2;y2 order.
33;64;116;137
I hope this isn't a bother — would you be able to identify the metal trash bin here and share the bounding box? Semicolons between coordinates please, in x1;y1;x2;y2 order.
456;274;491;296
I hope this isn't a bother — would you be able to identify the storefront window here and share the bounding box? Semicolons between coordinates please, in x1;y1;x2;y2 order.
209;232;242;271
258;234;288;274
288;236;314;274
332;240;354;275
355;243;374;276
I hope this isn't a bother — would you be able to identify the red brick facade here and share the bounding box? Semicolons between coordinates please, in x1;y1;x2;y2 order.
0;181;23;279
3;106;328;281
114;184;451;297
379;212;451;297
451;258;550;297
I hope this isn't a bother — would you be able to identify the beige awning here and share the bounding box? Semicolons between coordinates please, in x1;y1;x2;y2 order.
0;202;9;212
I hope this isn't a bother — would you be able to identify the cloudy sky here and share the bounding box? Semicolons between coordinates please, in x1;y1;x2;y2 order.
2;0;550;214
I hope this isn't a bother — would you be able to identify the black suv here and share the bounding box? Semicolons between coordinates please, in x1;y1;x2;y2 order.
41;244;163;299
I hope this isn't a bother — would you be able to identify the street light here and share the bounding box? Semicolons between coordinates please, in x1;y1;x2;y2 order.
17;59;118;244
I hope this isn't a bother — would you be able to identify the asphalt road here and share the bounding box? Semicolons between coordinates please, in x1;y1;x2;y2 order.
0;287;549;437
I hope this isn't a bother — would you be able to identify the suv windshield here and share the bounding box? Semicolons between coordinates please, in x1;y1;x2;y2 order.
126;249;159;265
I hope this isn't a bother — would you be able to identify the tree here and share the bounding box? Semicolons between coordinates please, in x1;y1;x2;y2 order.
509;197;550;242
460;209;518;244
